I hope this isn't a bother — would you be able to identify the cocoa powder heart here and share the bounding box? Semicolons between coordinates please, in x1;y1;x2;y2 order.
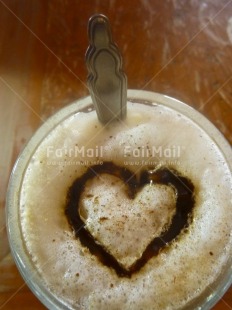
65;162;195;277
80;174;177;270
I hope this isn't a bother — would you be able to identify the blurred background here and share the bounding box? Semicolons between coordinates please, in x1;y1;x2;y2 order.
0;0;231;309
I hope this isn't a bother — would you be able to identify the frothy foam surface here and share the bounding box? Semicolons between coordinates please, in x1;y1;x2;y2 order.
20;102;232;309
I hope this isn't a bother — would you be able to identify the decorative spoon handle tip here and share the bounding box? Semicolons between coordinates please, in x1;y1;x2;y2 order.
86;14;127;124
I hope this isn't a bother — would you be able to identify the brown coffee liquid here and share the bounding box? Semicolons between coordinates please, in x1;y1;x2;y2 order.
65;162;195;277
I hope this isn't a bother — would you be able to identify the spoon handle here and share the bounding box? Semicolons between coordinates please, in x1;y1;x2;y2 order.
86;14;127;124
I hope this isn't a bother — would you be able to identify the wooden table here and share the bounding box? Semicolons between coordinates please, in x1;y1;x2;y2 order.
0;0;231;309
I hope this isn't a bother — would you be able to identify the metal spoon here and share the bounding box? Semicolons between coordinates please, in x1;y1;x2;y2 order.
86;14;127;124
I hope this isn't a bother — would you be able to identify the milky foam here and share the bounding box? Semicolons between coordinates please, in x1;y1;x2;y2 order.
20;101;232;309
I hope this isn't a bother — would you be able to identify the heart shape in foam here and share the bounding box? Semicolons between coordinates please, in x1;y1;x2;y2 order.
80;174;176;270
66;162;194;277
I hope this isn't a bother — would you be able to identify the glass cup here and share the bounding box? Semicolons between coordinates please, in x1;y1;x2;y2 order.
6;90;232;309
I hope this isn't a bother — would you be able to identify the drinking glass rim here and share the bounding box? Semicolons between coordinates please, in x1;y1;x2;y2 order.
6;89;232;310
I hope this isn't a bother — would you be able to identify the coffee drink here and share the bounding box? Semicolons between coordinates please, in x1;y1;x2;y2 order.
7;91;232;309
